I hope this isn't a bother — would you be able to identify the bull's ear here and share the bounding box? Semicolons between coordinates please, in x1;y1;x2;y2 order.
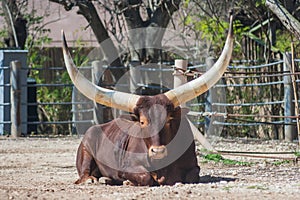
130;114;139;121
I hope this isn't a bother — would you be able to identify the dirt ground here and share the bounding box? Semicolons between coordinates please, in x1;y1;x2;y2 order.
0;136;299;200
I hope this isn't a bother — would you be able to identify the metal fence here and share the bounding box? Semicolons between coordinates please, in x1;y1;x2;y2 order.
201;55;299;141
0;53;299;141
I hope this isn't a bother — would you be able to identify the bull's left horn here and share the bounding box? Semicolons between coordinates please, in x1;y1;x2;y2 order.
164;14;234;107
61;30;140;112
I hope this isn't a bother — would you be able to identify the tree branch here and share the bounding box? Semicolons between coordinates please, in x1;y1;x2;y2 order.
4;2;19;47
151;0;181;28
49;0;125;80
116;0;144;29
2;0;28;49
266;0;300;40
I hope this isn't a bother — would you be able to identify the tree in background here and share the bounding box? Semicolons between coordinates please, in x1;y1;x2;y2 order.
1;0;28;49
2;1;300;59
0;1;71;134
266;0;300;40
49;0;182;81
182;0;300;60
0;0;53;50
1;0;300;136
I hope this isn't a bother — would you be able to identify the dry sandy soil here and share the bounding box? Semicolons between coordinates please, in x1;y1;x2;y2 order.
0;136;299;200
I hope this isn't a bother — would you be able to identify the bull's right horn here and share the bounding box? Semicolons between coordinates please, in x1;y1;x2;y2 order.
164;14;234;107
62;30;140;113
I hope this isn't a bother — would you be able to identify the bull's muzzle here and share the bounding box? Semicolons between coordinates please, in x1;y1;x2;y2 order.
148;145;167;159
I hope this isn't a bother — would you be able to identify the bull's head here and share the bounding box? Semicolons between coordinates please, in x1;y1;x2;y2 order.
62;15;234;161
132;95;186;160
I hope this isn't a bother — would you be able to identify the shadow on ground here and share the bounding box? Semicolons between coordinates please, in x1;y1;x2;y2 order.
199;175;237;184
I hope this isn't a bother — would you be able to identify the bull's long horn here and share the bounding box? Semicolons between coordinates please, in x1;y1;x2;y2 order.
164;14;234;107
62;30;140;112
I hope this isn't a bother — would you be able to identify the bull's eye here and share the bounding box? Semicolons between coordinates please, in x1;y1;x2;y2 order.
139;115;148;127
140;120;147;128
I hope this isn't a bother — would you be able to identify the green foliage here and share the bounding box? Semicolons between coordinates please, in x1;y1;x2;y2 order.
247;185;269;190
294;152;300;157
24;9;52;50
183;15;229;53
24;9;75;134
204;153;252;166
182;9;250;58
0;4;90;134
232;20;250;58
275;29;300;54
0;30;8;48
183;0;190;8
222;186;234;191
71;34;89;67
271;160;290;166
255;0;266;7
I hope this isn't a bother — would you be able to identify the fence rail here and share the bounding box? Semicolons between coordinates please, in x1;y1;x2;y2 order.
0;54;299;141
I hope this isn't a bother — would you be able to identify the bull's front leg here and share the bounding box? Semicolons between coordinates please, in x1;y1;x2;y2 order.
118;166;155;186
75;143;101;184
184;166;200;184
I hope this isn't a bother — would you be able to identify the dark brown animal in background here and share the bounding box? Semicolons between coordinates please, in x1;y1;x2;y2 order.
62;14;234;186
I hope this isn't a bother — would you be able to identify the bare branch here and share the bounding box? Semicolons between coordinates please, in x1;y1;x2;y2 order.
115;0;144;29
266;0;300;40
4;2;19;47
49;0;125;80
151;0;181;28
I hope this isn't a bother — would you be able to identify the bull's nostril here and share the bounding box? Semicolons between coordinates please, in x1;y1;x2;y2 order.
151;147;165;153
149;146;167;159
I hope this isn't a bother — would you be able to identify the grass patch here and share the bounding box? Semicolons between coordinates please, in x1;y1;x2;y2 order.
247;185;269;190
203;153;252;166
271;160;290;166
223;186;234;191
294;151;300;157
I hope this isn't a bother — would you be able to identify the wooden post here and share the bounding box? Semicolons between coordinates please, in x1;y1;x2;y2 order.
10;61;22;138
173;60;188;107
290;44;300;145
173;59;216;152
173;60;188;85
283;53;296;142
92;60;105;124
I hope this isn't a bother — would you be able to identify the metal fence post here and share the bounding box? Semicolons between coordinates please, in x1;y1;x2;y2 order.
205;57;215;135
283;53;296;141
10;61;22;137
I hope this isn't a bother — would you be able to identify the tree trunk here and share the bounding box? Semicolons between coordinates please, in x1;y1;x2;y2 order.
2;0;27;49
266;0;300;40
49;0;125;81
118;0;181;63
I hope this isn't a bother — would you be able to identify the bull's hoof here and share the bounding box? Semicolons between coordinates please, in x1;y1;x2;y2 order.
123;180;135;186
86;177;98;184
157;176;166;185
74;176;98;184
99;177;113;185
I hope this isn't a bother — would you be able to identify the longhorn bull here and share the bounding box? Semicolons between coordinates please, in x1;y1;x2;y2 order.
62;14;234;186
